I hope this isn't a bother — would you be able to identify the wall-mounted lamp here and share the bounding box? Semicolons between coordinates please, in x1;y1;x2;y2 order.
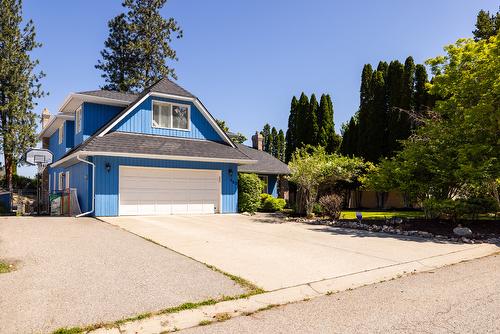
105;162;111;172
228;168;233;177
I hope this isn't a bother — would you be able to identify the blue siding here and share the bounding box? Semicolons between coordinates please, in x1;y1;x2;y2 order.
93;156;238;216
75;102;123;145
112;96;225;142
49;121;74;161
268;175;278;197
48;163;92;213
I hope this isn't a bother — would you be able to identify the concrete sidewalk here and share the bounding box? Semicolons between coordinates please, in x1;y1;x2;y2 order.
101;214;498;291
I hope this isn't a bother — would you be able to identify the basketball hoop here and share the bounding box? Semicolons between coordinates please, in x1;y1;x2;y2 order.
25;148;53;168
25;148;54;215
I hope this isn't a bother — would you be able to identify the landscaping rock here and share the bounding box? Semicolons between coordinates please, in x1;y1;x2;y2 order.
453;226;473;237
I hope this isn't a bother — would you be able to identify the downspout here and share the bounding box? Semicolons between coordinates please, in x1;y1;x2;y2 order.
76;155;95;217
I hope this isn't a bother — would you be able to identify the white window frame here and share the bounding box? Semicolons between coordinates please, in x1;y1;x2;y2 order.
58;172;64;191
53;172;56;192
75;106;82;133
58;124;64;144
151;100;191;131
65;171;70;189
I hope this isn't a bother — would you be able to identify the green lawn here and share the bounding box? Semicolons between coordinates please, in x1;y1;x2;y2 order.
340;210;424;220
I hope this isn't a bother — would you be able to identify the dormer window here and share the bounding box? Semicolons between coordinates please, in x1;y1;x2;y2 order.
75;106;82;133
58;124;64;144
152;101;190;130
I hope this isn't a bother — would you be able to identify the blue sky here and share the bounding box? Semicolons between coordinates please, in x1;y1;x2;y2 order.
18;0;498;176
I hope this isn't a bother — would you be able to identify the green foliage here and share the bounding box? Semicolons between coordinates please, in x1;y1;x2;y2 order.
285;96;298;163
96;0;183;92
366;35;500;211
238;173;262;213
259;193;286;212
423;197;499;221
473;9;499;41
215;119;229;132
260;124;285;161
215;119;246;143
0;0;45;193
318;194;343;220
288;146;369;216
343;57;431;161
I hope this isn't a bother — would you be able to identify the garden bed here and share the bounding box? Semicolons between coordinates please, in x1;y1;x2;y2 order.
290;216;500;244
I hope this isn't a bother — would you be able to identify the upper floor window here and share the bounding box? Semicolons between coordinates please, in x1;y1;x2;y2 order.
75;106;82;133
152;101;190;130
58;124;64;144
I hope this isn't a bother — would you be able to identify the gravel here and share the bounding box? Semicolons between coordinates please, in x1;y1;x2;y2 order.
0;217;246;334
181;253;500;334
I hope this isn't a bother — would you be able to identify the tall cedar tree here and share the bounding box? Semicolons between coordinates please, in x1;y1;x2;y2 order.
277;129;285;161
295;93;310;149
473;9;499;41
261;123;271;153
271;127;278;157
285;96;298;162
356;64;374;158
340;116;358;156
317;94;337;153
0;0;45;192
306;94;319;145
413;64;430;120
96;0;183;92
385;60;404;154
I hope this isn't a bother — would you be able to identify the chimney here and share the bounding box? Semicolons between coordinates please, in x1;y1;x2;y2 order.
251;131;263;151
41;108;51;128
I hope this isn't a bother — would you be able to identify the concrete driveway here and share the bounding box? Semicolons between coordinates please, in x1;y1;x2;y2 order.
0;217;246;334
102;214;499;291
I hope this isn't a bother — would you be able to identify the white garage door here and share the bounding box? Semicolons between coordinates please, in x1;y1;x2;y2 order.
119;166;221;215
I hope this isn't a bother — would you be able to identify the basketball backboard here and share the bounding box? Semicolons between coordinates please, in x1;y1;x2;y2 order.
25;148;53;166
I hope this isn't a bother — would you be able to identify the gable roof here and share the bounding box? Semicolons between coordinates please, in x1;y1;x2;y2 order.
77;90;138;103
236;144;290;175
52;132;255;168
95;78;235;147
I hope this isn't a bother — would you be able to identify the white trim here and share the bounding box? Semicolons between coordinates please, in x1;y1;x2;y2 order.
151;100;191;131
58;93;130;113
58;172;64;190
97;92;235;148
38;114;75;139
65;171;70;188
75;106;82;133
58;125;64;144
50;150;257;168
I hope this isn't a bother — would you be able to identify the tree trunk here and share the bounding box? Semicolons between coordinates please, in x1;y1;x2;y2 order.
4;152;13;193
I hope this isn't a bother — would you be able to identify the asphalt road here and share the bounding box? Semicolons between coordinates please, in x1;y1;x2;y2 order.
0;217;245;334
181;253;500;334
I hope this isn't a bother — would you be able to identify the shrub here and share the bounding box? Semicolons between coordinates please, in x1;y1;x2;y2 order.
313;203;323;216
238;173;262;213
423;196;499;221
259;193;286;212
318;194;343;220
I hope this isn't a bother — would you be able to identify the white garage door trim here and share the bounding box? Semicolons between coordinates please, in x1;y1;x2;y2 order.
118;165;222;216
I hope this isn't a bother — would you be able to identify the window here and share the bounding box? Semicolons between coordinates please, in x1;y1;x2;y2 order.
58;172;64;190
259;175;269;194
152;101;189;130
65;171;70;189
75;106;82;133
58;124;64;144
53;172;56;192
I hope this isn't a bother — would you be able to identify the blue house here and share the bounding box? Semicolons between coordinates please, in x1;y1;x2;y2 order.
39;78;263;216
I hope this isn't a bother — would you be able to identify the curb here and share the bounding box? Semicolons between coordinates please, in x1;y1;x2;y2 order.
89;244;499;333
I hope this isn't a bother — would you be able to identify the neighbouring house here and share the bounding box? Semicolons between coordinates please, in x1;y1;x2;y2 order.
39;78;265;216
236;132;290;199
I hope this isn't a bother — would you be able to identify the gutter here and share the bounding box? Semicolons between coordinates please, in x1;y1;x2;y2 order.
75;155;95;217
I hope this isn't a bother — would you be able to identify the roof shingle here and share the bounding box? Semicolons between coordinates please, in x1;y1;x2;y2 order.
77;90;138;102
236;144;290;175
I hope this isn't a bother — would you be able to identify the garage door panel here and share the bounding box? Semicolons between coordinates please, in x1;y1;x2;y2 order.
119;166;221;216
